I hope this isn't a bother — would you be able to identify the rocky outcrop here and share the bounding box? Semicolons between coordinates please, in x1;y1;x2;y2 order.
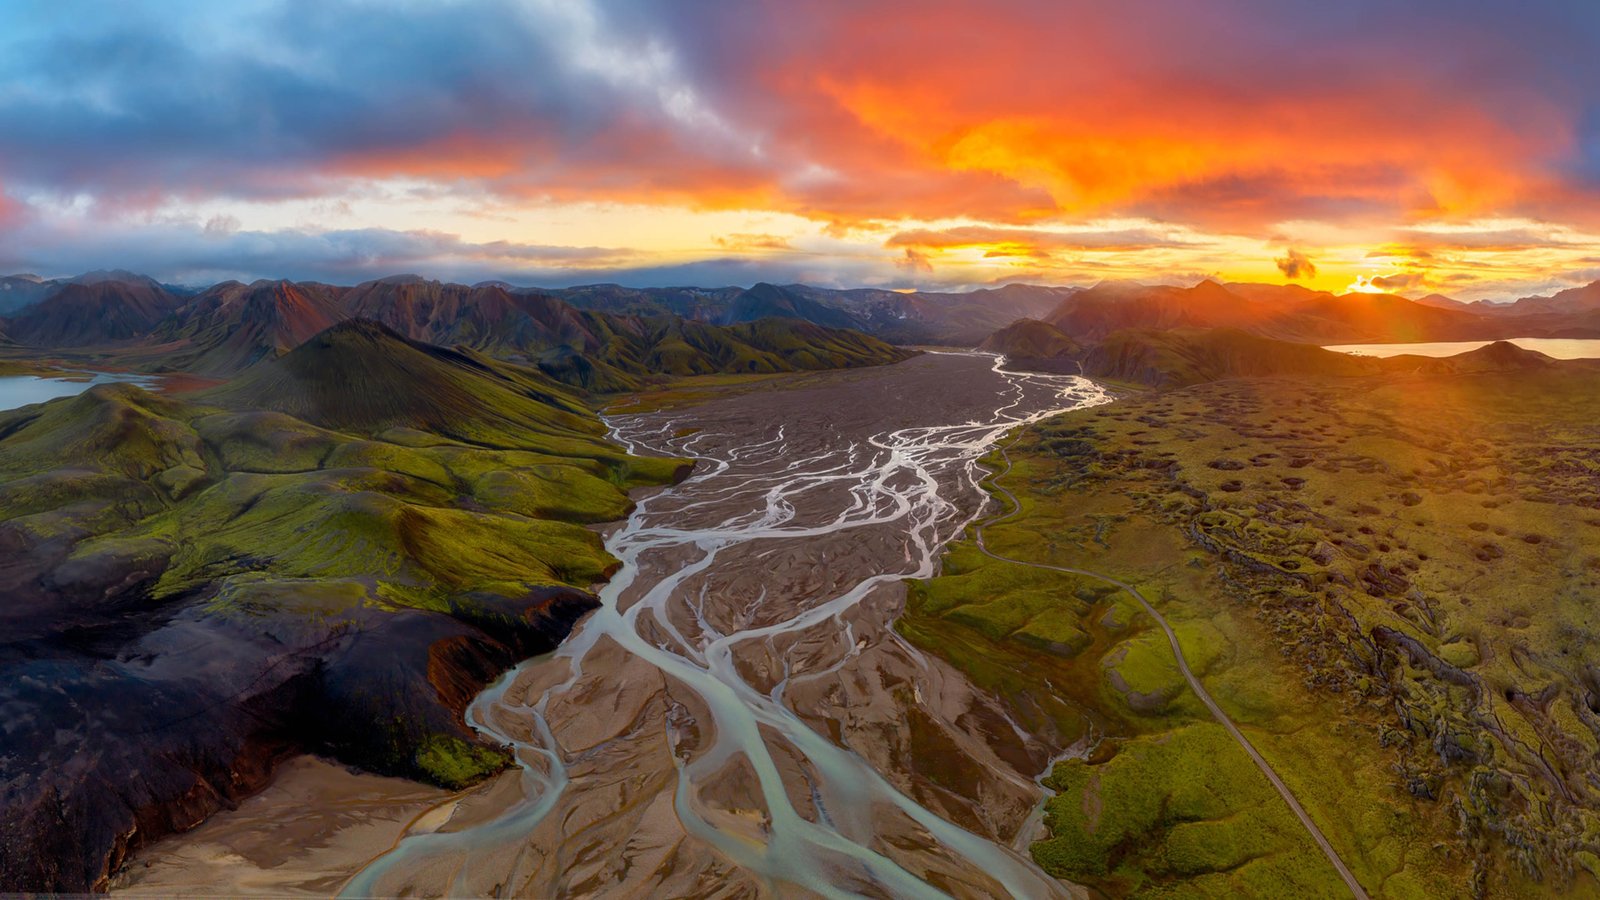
0;541;599;892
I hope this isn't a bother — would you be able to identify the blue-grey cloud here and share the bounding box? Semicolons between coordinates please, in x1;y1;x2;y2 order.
0;0;766;203
0;213;1013;291
0;218;635;285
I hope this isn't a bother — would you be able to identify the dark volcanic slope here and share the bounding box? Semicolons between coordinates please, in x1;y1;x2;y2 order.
1079;328;1382;387
153;279;347;375
6;273;181;347
1042;280;1506;344
995;327;1572;389
0;325;688;892
718;281;865;330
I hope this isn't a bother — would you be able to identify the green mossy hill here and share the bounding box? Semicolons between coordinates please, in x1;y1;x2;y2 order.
1036;724;1342;897
1382;339;1560;375
0;382;204;479
979;318;1084;361
726;316;914;367
200;319;609;452
908;365;1600;897
0;343;688;892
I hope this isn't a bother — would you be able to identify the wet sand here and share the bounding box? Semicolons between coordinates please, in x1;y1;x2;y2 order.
111;756;454;897
119;352;1109;898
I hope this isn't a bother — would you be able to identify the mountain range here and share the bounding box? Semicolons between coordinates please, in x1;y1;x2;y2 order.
0;271;1070;354
1035;279;1557;344
11;270;1600;394
0;272;912;389
515;280;1075;344
1463;281;1600;320
986;320;1583;388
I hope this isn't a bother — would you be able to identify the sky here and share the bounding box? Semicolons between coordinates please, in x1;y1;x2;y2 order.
1;0;1598;299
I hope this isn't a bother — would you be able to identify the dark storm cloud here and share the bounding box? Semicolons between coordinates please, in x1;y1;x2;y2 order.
0;0;762;203
1275;249;1317;279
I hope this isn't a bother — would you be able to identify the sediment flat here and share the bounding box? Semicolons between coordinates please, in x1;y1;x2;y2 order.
112;757;451;897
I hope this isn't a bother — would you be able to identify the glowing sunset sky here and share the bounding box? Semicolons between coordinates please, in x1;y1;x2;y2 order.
2;0;1598;298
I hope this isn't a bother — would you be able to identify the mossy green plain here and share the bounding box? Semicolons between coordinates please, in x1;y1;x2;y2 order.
907;366;1600;897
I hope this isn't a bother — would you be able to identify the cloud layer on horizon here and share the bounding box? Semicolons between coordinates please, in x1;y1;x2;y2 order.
1;0;1598;297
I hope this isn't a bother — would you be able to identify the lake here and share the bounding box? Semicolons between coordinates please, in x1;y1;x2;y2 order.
1324;338;1600;359
0;372;158;412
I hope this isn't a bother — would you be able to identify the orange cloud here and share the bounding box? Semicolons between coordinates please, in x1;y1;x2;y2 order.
896;247;933;273
812;75;1562;231
884;224;1194;260
684;1;1593;235
714;233;793;251
327;132;532;181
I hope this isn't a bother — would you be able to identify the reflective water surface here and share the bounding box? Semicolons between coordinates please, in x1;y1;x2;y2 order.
1325;338;1600;359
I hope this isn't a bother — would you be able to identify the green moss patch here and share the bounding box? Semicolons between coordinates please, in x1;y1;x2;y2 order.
1034;723;1343;897
415;734;510;789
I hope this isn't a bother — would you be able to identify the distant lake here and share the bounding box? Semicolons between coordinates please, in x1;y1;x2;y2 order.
1325;338;1600;360
0;372;157;412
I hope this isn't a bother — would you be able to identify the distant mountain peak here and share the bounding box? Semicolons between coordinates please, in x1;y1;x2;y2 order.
68;269;158;286
1409;292;1466;311
314;316;407;342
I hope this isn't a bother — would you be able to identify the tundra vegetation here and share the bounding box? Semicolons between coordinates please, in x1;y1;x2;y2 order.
907;365;1600;897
